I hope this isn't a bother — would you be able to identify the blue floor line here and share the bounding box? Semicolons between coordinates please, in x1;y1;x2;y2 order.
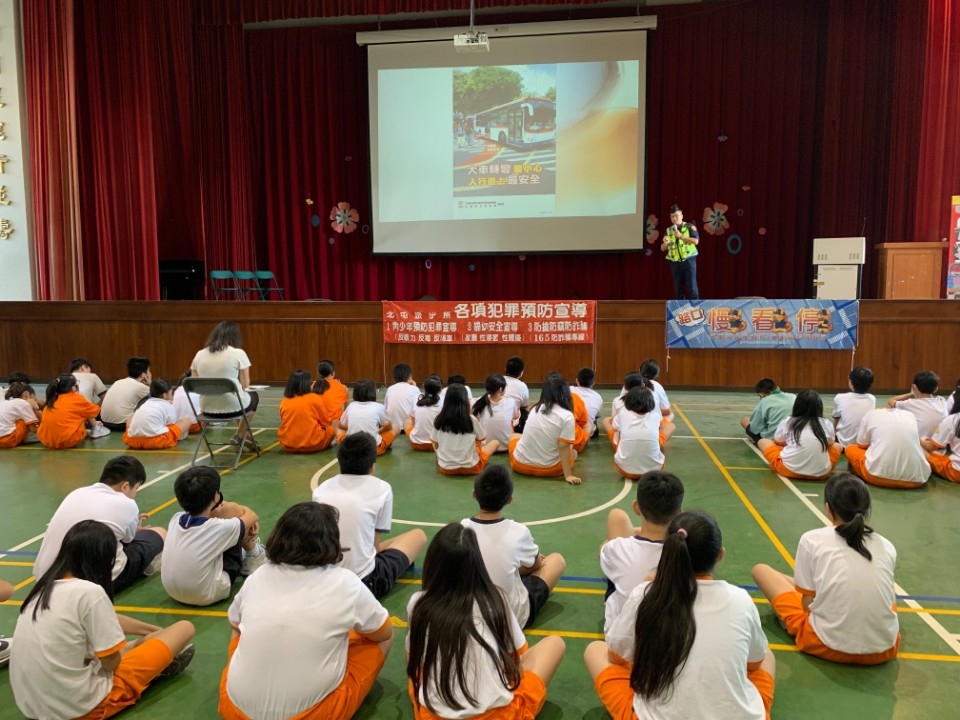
0;550;38;556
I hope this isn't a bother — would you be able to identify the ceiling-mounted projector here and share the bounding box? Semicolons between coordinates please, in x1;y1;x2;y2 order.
454;32;489;53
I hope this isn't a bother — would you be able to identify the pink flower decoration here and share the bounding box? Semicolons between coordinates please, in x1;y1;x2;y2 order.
702;202;730;236
330;202;359;234
645;214;660;245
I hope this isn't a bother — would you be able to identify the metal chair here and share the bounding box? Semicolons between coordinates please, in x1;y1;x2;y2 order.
183;378;261;469
232;271;262;301
210;270;240;300
254;270;284;300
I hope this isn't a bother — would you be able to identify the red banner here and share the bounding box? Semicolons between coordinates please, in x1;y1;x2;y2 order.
383;301;596;345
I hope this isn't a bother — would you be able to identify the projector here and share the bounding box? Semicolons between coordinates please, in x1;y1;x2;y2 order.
454;32;490;53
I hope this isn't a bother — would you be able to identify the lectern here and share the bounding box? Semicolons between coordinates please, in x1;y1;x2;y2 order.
875;242;947;299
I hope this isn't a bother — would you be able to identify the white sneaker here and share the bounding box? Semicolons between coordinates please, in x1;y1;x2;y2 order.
88;425;111;439
0;637;11;667
143;552;162;577
241;538;266;576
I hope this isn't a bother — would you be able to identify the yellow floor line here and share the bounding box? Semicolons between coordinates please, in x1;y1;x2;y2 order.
0;560;34;567
725;466;776;471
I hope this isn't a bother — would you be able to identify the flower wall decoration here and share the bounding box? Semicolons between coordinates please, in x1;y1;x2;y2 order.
330;202;359;234
702;202;731;236
645;214;660;245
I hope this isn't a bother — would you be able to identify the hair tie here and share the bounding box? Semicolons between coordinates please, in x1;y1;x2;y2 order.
676;527;688;539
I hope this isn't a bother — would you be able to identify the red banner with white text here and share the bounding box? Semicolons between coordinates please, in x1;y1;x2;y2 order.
383;300;596;345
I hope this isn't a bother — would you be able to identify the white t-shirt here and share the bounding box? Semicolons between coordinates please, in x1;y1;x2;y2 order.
430;415;486;470
571;386;603;424
312;473;392;579
34;483;139;581
475;396;518;452
599;535;664;633
606;580;768;720
504;376;529;409
856;409;930;484
12;579;126;720
73;372;107;405
894;396;949;438
794;525;899;654
513;405;576;469
0;397;38;436
191;346;252;414
613;411;664;476
616;383;670;417
384;382;421;434
461;517;538;626
172;385;201;423
773;417;836;477
407;591;526;719
99;377;149;424
831;392;876;447
440;385;475;404
341;401;388;447
930;413;960;472
226;563;389;720
408;403;442;446
126;397;178;437
161;512;243;606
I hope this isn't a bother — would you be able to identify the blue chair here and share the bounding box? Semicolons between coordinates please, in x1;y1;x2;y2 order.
209;270;240;300
233;271;262;300
254;270;284;300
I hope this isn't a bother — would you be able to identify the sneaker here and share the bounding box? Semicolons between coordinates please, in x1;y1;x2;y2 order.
239;434;261;453
23;431;40;444
158;643;195;679
143;552;162;577
0;637;10;668
241;538;266;576
88;424;111;439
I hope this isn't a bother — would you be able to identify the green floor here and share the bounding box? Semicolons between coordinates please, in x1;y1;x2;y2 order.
2;388;959;719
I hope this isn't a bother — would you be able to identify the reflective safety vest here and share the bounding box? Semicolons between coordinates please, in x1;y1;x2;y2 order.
665;223;699;262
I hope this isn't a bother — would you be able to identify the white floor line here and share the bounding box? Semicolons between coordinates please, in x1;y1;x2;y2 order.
743;439;960;655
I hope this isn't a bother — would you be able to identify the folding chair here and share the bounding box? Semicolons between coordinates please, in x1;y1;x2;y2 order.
233;271;262;300
210;270;241;300
183;377;261;469
254;270;284;300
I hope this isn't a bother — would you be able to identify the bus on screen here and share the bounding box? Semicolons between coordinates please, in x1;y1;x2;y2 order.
474;96;556;149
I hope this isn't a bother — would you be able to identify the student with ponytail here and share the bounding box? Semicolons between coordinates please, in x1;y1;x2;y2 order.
38;374;108;448
586;510;775;720
472;373;520;452
431;384;500;475
278;370;337;453
408;375;443;450
124;378;193;450
758;390;841;480
753;473;900;664
0;381;42;447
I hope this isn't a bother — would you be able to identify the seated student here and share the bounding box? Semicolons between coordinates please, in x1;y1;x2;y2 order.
845;407;931;488
886;369;948;437
11;520;195;720
571;390;595;453
315;358;349;421
407;523;566;720
161;467;265;606
100;357;152;431
1;577;15;666
439;373;475;404
600;471;684;633
0;381;42;447
383;363;420;435
610;387;675;480
571;367;604;434
34;456;165;592
509;374;581;485
603;373;648;444
336;379;394;455
758;390;842;481
639;358;674;422
171;370;201;434
463;465;565;628
473;373;519;453
4;371;41;408
920;394;960;483
753;473;900;664
586;511;775;720
431;384;501;475
407;375;443;450
503;355;530;432
832;366;876;450
740;378;796;444
38;374;110;447
278;369;336;453
123;378;193;450
70;358;107;405
219;502;393;720
312;434;427;599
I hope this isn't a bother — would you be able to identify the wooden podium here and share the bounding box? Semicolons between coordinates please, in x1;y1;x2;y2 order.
875;242;947;299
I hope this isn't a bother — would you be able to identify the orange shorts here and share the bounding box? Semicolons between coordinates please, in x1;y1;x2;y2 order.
844;445;927;488
927;453;960;483
409;670;547;720
762;443;841;480
376;429;395;455
189;422;202;434
772;590;900;664
507;436;573;477
75;638;174;720
607;428;617;448
410;440;435;451
0;419;33;448
123;424;183;450
219;631;386;720
281;425;336;454
438;441;491;476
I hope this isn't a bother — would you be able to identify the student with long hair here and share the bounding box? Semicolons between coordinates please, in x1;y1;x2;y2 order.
38;374;107;448
472;374;519;453
757;389;841;480
123;378;193;450
407;523;565;720
408;375;444;450
278;369;337;453
610;387;675;480
11;520;195;720
0;381;42;447
219;503;393;720
508;374;581;484
336;379;394;455
921;404;960;483
431;384;500;475
586;511;775;720
314;359;349;421
753;473;900;664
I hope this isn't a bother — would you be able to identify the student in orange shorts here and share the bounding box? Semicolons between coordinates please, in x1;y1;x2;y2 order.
508;374;581;485
571;391;594;453
279;370;337;453
430;384;500;475
0;381;42;447
335;380;394;456
37;374;109;448
920;389;960;483
315;359;349;421
757;390;841;480
124;379;193;450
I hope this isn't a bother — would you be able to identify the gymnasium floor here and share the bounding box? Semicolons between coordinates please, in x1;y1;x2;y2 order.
1;388;958;719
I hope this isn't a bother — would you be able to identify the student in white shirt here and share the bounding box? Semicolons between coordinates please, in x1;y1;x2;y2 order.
407;522;565;720
845;408;931;488
600;470;684;633
759;390;841;480
753;473;900;664
172;370;202;434
219;502;393;720
335;379;394;455
920;397;960;483
99;356;152;431
312;433;427;598
383;362;420;435
586;511;776;720
161;467;265;606
832;366;876;449
503;355;530;432
0;381;41;447
11;520;195;720
571;367;604;433
639;358;674;422
439;374;475;405
472;374;519;453
407;375;443;450
431;384;501;475
611;387;674;480
123;378;193;450
603;373;647;443
509;373;581;484
70;358;107;405
886;369;948;437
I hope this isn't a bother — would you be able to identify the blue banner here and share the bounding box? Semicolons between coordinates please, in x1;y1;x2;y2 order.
666;299;858;349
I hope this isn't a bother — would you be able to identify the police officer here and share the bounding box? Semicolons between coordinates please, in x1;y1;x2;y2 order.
660;204;700;299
